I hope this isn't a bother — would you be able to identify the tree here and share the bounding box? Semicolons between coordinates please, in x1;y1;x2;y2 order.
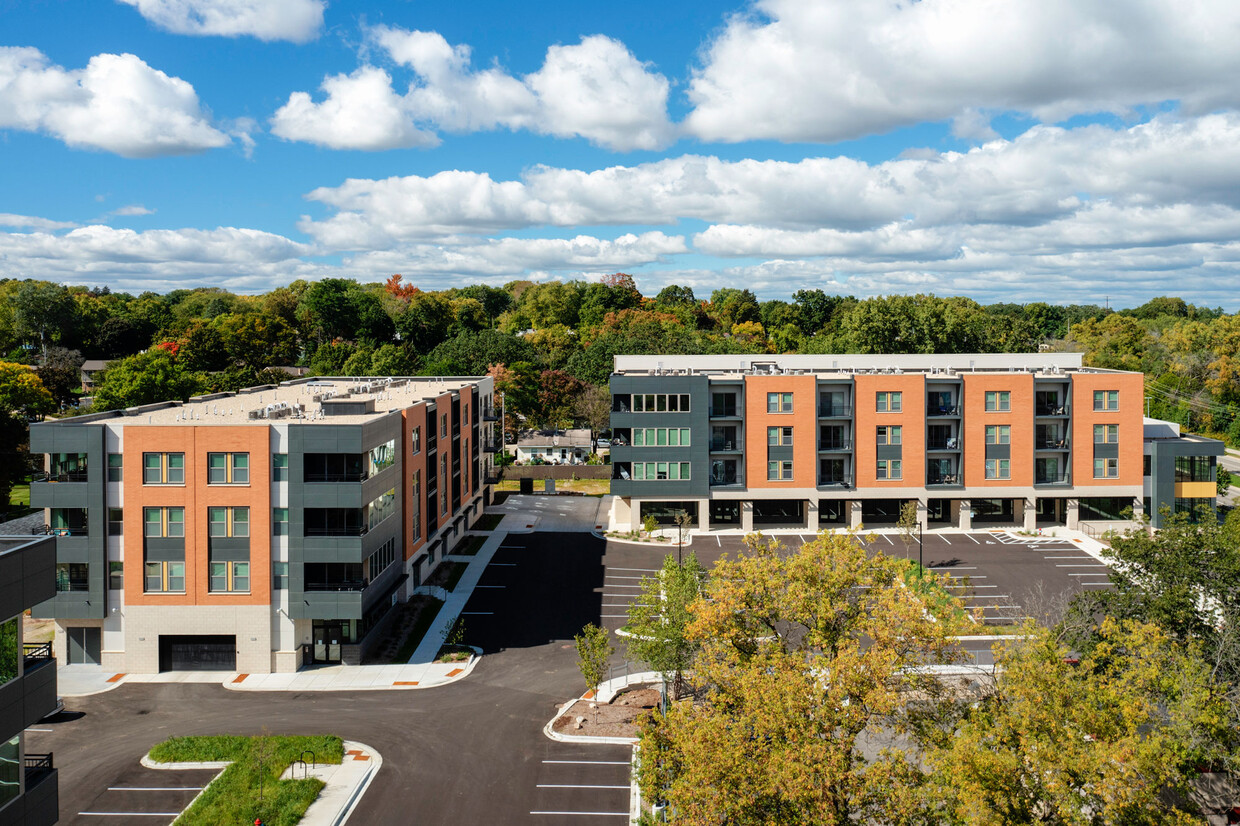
926;619;1232;824
637;532;960;825
12;281;74;356
624;553;705;698
574;623;613;697
298;278;359;344
424;329;532;377
36;347;84;408
0;363;54;507
91;349;205;411
1219;466;1233;498
396;291;452;353
897;499;920;561
573;385;611;447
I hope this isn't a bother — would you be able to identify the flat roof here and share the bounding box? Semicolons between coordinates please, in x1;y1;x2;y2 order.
63;376;491;427
612;353;1099;376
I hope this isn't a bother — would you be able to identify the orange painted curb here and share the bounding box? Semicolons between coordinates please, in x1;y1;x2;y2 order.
106;673;126;683
392;680;419;686
232;673;248;683
446;668;464;677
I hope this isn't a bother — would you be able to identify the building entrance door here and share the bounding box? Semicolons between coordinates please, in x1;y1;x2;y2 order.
67;627;101;664
313;621;347;663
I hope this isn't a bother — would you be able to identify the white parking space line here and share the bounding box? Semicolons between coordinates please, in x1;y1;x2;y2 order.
1068;573;1111;577
608;567;660;573
26;728;54;732
881;535;895;545
942;575;987;579
107;787;203;792
964;534;981;544
605;575;650;580
1056;564;1107;568
939;536;951;545
716;536;722;546
602;584;644;589
601;614;630;618
543;760;632;765
1081;582;1112;586
1045;556;1092;559
945;584;998;589
537;784;630;789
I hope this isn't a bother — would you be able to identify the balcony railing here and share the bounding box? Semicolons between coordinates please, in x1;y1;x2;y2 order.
709;407;739;417
818;405;853;417
303;526;367;537
23;641;53;668
40;470;90;482
25;752;54;781
927;404;961;417
482;406;499;421
818;439;853;451
482;440;501;453
927;438;962;451
1036;405;1070;416
710;471;740;486
304;581;366;592
1036;474;1070;485
927;474;962;486
818;475;853;487
35;524;88;537
304;472;367;483
710;439;740;451
1035;439;1070;450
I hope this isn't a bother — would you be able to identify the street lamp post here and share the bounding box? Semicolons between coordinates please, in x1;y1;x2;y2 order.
918;519;924;576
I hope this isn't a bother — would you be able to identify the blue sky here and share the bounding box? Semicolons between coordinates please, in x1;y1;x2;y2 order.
3;0;1240;308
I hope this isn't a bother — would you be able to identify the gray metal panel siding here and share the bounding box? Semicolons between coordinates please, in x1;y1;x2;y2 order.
1094;443;1119;460
0;538;55;619
767;446;794;461
144;539;185;562
610;374;709;496
876;445;903;461
301;591;363;620
208;538;250;561
29;422;107;620
985;444;1011;461
1147;437;1225;527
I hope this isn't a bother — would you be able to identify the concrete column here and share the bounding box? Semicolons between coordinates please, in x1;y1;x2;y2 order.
849;500;864;529
1066;498;1080;530
1023;498;1037;532
806;499;819;532
697;499;710;532
1130;496;1144;522
741;501;754;533
630;498;642;532
916;498;929;531
958;498;972;531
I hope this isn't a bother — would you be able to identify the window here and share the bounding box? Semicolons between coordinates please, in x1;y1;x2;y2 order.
411;471;422;540
107;453;123;482
441;456;449;514
108;507;123;536
1094;390;1119;411
633;393;692;413
144;560;184;592
411;426;421;454
55;562;89;592
876;392;902;412
633;428;692;446
143;452;184;484
767;392;794;413
366;538;397;581
208;507;249;538
109;561;123;590
1174;455;1213;482
272;453;288;482
985;391;1011;412
877;459;902;480
767;426;793;446
1094;457;1119;478
208;452;249;484
209;561;250;592
1143;455;1152;477
1093;424;1119;444
143;507;184;537
367;488;397;531
985;458;1011;479
440;413;447;437
877;425;902;445
273;562;289;590
368;440;396;476
767;460;794;480
985;425;1011;445
273;507;289;536
632;462;692;481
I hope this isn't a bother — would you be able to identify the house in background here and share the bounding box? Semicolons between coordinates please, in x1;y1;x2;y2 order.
79;360;112;395
514;429;593;464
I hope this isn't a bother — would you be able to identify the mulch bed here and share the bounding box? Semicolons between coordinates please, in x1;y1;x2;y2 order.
552;686;661;739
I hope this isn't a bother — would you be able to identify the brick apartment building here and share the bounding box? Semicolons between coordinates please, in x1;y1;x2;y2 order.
609;354;1218;533
30;376;497;674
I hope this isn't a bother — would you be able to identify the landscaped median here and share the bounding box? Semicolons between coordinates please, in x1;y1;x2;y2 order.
147;734;343;825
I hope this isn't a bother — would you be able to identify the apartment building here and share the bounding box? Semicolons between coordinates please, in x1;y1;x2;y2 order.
1143;418;1224;528
609;354;1172;533
0;535;60;825
30;375;497;674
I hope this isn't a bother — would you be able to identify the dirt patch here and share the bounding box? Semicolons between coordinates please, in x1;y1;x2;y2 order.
552;685;660;739
24;614;56;644
362;596;444;665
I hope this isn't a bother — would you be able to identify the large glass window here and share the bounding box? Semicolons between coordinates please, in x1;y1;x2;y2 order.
767;392;793;413
0;617;18;687
273;507;289;536
876;392;902;412
0;735;18;810
55;562;89;592
143;452;184;484
109;561;123;590
985;459;1011;479
367;488;397;531
209;561;250;592
632;393;691;413
208;507;248;537
1079;497;1132;520
108;453;123;482
208;452;249;484
767;460;794;480
877;425;902;445
1174;455;1213;482
273;562;289;590
632;462;692;481
767;426;793;446
985;425;1011;445
985;391;1011;412
144;507;184;537
1093;390;1119;411
145;560;185;592
633;428;691;446
877;459;902;480
368;440;396;476
272;453;288;482
1094;458;1119;478
108;507;123;536
1093;424;1119;444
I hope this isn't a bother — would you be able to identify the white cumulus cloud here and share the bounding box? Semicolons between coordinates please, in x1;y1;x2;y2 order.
0;47;229;157
685;0;1240;143
117;0;324;43
271;28;673;152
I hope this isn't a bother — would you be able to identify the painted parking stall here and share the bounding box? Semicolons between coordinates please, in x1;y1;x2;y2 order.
530;747;634;823
74;764;219;823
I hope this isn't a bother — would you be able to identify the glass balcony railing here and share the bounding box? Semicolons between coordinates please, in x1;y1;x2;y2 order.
927;404;961;416
1036;474;1070;485
710;438;740;451
1035;439;1069;450
818;475;853;487
817;405;853;417
709;407;739;417
818;439;853;451
1036;405;1070;416
709;470;740;486
927;438;962;450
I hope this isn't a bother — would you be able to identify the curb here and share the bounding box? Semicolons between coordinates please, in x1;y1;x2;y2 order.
329;740;382;826
543;696;639;745
591;529;680;548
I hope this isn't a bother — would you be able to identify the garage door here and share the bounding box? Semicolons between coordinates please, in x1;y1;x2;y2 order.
158;635;236;672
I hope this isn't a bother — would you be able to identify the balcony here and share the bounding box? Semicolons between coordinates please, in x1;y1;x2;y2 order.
482;406;499;421
927;437;962;451
304;581;366;592
927;474;962;487
23;641;53;670
709;406;739;418
1036;474;1070;485
927;404;961;417
710;438;740;451
818;439;853;452
1035;439;1070;450
709;471;740;487
818;475;853;488
1036;405;1070;417
34;470;89;483
482;440;501;453
817;405;853;418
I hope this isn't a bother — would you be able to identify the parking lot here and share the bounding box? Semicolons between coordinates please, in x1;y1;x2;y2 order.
72;763;219;823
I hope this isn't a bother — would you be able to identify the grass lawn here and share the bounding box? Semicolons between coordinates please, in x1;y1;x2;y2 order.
391;596;445;663
148;734;343;826
426;560;469;592
472;513;505;531
494;478;611;496
9;483;29;508
450;535;487;556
